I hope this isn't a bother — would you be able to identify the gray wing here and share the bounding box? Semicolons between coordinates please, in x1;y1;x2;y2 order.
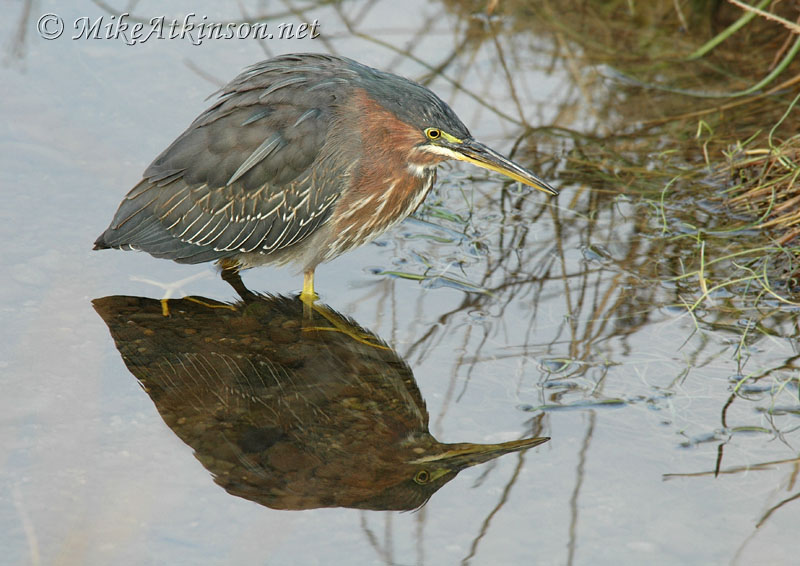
95;54;357;264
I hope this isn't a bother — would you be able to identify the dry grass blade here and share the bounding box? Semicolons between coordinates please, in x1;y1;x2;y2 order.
725;135;800;245
727;0;800;35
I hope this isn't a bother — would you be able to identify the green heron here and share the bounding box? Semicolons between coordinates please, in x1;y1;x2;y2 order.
94;53;557;300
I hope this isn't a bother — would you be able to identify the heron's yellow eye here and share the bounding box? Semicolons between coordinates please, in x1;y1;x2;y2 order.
414;470;431;484
425;128;441;140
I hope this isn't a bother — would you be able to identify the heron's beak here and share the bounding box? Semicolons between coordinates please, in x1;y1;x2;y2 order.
453;140;558;195
409;436;549;470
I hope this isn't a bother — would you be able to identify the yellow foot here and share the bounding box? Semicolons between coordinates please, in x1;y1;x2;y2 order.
184;297;238;311
131;271;211;317
302;302;390;351
300;290;319;303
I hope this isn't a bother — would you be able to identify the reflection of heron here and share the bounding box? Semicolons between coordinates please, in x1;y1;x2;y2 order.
94;53;557;301
93;294;548;511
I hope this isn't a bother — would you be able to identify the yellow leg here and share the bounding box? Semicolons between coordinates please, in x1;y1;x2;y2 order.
300;269;317;303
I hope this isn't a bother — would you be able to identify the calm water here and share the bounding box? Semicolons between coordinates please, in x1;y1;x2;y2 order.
2;2;798;565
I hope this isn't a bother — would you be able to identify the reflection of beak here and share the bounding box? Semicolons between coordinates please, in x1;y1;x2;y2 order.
410;436;549;470
454;140;558;195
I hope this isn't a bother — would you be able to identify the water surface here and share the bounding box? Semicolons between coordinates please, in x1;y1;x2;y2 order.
2;1;798;565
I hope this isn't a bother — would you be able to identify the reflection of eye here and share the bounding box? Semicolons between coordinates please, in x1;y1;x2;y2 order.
425;128;441;140
414;470;431;484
